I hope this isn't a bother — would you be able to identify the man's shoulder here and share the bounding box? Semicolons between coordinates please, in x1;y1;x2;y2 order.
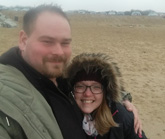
0;64;29;85
0;64;36;106
0;64;22;76
0;64;34;101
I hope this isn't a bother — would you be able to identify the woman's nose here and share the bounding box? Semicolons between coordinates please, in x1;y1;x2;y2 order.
83;87;93;96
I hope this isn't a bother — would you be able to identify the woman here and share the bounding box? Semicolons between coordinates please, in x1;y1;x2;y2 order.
66;53;147;139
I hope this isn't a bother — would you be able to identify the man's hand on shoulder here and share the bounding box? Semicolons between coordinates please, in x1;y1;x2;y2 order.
122;100;142;135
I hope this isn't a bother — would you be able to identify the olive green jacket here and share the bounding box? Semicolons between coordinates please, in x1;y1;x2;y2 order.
0;64;63;139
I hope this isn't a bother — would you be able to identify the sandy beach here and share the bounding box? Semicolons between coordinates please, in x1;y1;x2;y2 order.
0;12;165;139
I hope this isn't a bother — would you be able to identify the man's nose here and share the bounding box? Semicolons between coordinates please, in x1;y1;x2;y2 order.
52;43;64;55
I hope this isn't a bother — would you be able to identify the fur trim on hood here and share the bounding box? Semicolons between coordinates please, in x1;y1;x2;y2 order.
65;53;121;103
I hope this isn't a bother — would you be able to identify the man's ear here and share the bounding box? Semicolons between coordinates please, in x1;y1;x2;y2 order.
19;30;28;51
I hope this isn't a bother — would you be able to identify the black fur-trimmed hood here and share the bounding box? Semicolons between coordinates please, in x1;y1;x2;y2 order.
65;53;121;103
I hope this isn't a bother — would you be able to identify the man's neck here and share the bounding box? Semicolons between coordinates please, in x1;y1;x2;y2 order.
49;78;58;86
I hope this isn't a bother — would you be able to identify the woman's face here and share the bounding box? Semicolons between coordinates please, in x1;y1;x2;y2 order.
74;81;103;114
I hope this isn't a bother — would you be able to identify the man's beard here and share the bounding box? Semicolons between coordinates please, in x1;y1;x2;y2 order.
42;55;68;78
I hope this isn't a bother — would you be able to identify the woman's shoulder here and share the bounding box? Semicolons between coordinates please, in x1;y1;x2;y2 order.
111;102;134;124
111;102;135;137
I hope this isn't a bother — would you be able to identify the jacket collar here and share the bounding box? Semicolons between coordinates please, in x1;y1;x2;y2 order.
0;47;43;80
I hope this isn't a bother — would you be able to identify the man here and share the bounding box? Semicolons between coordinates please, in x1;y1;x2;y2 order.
0;5;86;139
0;4;142;139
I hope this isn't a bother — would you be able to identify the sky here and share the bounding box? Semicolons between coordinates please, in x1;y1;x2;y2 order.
0;0;165;13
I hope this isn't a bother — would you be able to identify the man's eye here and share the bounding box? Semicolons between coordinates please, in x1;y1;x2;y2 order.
40;39;53;44
43;40;52;43
62;42;70;46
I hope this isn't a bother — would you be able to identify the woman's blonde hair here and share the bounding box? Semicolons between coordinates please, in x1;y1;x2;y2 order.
93;94;118;136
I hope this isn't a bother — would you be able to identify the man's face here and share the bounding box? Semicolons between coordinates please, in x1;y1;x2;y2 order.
19;12;72;78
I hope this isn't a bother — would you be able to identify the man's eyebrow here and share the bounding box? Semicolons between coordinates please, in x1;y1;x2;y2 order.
39;36;54;40
39;36;72;41
64;38;72;42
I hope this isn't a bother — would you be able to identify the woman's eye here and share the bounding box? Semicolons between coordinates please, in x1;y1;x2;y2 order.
76;85;84;89
93;86;101;89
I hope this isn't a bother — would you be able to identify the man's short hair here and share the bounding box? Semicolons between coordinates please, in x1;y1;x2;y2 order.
23;4;69;35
